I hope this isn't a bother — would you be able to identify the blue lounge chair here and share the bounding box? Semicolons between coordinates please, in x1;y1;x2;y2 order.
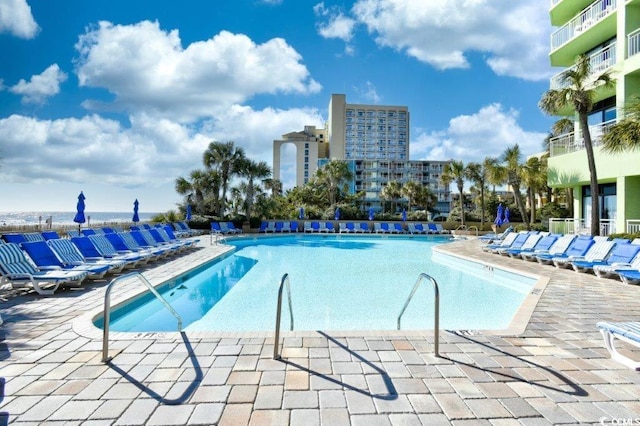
280;222;291;233
303;221;313;233
311;221;321;232
535;236;594;265
479;226;514;243
0;243;88;295
20;241;111;280
222;222;242;234
616;269;640;285
427;223;439;234
155;227;196;249
41;231;60;240
482;232;520;252
506;234;557;259
211;222;223;234
597;321;640;369
289;221;299;232
47;238;126;273
87;235;147;266
554;239;614;269
374;223;389;233
111;232;167;260
71;237;140;269
521;234;576;262
407;223;426;234
392;223;405;233
258;221;268;233
358;222;371;233
572;242;640;274
492;232;538;255
2;234;27;244
145;229;187;252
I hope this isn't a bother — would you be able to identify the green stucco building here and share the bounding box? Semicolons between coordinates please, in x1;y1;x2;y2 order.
548;0;640;235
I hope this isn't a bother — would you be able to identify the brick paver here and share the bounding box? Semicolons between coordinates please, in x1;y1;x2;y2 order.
1;236;640;424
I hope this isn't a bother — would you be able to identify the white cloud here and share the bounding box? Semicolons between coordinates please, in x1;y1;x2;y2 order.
0;106;323;191
411;104;547;163
9;64;67;104
74;21;321;122
0;0;39;39
351;0;552;81
353;81;381;104
259;0;283;4
314;2;356;55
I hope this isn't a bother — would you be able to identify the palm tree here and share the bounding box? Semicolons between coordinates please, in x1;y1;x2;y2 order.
465;158;495;230
602;96;640;154
203;141;246;216
175;169;221;215
380;180;403;213
314;159;353;207
237;159;272;219
522;156;548;224
539;54;614;236
401;180;422;212
493;145;529;229
263;178;283;197
441;160;467;226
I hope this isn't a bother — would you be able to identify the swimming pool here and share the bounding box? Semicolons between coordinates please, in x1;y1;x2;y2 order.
98;235;537;333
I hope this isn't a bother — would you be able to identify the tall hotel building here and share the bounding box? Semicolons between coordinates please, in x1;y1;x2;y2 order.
547;0;640;234
273;94;451;215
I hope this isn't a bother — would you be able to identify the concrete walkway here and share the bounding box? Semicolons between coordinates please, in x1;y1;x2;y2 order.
1;236;639;425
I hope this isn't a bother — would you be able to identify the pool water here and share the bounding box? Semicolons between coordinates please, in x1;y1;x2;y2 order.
101;235;536;332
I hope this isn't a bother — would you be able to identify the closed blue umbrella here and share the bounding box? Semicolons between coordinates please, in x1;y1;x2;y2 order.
185;204;192;221
503;207;510;225
402;208;407;222
368;207;374;221
73;191;86;230
132;199;140;223
494;203;504;227
334;207;340;220
299;207;304;219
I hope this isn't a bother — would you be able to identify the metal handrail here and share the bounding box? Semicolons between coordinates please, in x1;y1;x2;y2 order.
466;226;479;236
273;273;294;360
397;273;440;357
102;272;183;363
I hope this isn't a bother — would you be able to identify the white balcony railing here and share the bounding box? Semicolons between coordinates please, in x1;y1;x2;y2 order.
548;218;616;236
550;43;616;89
628;28;640;58
626;220;640;234
548;119;616;157
551;0;616;50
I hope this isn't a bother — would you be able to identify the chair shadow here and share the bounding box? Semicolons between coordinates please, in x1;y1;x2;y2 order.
444;331;588;396
106;332;202;405
278;331;398;400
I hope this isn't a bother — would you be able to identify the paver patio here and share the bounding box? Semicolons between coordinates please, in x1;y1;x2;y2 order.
1;236;639;425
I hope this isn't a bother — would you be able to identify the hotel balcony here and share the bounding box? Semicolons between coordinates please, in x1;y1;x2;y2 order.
629;28;640;58
550;42;616;89
550;0;616;66
548;119;615;157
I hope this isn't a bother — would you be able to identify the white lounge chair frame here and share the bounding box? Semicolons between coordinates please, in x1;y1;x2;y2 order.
597;321;640;370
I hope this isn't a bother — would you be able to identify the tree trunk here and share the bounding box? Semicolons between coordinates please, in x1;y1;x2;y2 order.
528;188;536;224
480;185;486;230
512;185;529;230
457;184;465;226
579;113;600;236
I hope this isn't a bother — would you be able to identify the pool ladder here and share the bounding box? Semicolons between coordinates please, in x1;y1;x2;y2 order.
273;272;440;359
102;272;183;363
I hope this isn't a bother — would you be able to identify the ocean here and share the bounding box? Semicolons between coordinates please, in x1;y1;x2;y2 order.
0;211;160;229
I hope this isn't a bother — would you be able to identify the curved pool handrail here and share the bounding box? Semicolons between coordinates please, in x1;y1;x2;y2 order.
397;273;440;357
102;272;183;363
273;273;293;360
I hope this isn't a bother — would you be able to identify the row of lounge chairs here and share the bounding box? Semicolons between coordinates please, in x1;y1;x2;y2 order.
0;225;198;296
257;220;451;234
481;230;640;369
211;222;243;234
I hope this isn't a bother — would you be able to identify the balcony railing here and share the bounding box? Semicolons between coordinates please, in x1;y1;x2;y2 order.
551;0;616;50
549;218;616;236
549;119;616;157
628;28;640;58
550;43;616;89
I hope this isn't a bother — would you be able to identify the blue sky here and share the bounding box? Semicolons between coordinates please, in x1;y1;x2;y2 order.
0;0;557;212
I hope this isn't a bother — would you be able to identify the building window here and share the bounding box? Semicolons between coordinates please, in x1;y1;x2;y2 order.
582;183;616;221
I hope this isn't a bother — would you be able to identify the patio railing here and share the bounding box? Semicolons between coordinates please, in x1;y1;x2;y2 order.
548;218;616;236
548;119;616;157
551;0;616;50
550;43;616;90
626;220;640;234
